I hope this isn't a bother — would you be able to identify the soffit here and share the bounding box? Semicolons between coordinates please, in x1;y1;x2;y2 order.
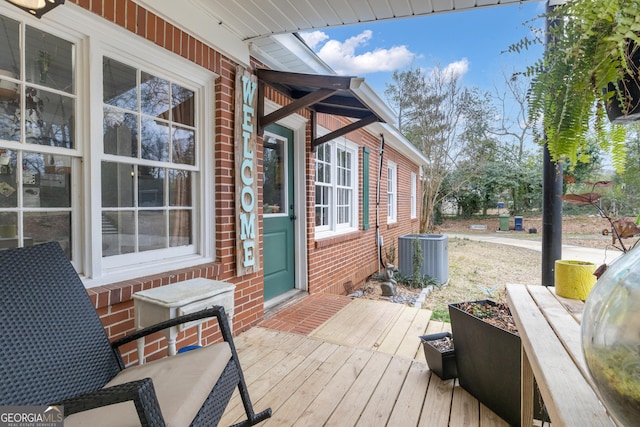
192;0;534;41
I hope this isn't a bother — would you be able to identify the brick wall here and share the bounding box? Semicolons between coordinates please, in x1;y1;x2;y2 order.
68;0;265;365
56;1;422;365
308;114;422;295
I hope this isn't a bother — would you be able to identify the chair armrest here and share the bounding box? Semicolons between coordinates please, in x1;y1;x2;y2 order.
111;306;234;349
56;378;165;427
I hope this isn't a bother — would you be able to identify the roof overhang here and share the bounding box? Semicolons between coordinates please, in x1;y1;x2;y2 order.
257;68;396;147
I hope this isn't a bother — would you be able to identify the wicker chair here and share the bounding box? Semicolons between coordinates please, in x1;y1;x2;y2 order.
0;242;271;427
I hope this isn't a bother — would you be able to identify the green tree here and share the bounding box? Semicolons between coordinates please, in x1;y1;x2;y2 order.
613;126;640;215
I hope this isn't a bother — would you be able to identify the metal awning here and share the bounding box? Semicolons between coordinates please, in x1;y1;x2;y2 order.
257;68;395;147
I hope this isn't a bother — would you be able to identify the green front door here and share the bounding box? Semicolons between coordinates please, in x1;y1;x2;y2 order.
263;124;295;300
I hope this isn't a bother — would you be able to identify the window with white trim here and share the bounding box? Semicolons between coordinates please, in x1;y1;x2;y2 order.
315;137;358;236
101;58;196;258
387;161;397;223
0;8;214;282
410;172;417;219
0;15;77;258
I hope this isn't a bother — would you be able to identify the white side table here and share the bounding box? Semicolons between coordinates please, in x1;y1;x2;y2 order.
133;278;235;364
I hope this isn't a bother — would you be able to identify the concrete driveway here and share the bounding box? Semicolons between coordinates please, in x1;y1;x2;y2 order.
447;233;623;267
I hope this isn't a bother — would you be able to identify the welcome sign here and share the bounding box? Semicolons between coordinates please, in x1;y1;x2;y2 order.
235;66;260;276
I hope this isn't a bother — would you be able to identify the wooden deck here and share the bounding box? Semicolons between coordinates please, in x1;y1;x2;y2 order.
220;297;510;426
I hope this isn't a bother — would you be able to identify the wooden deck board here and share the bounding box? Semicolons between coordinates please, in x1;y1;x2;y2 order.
355;356;413;426
419;376;455;426
220;298;509;426
449;379;480;427
324;351;393;426
386;361;431;426
395;308;433;359
376;306;419;355
291;347;373;426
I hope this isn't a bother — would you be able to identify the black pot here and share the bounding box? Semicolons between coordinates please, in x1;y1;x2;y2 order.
606;42;640;124
448;300;522;426
419;332;457;380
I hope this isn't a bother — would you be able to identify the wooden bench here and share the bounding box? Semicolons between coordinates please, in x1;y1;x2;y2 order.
506;284;618;426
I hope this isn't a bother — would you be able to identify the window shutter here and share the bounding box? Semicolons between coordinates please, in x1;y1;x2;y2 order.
362;147;370;230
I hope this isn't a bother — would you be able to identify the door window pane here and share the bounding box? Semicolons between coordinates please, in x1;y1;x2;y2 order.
263;134;285;214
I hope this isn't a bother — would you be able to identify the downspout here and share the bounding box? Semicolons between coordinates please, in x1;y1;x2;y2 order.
376;133;385;271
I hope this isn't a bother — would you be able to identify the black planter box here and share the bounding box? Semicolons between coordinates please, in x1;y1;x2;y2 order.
449;300;522;427
419;332;457;380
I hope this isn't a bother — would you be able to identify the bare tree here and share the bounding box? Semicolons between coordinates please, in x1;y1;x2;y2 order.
490;71;534;162
386;66;468;232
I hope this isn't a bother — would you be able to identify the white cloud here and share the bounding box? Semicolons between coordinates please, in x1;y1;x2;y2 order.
300;30;329;50
300;30;416;76
442;58;470;80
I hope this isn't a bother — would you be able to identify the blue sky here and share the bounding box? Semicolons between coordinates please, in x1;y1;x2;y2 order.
300;1;547;99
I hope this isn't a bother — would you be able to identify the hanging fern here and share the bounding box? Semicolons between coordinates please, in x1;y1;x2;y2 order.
508;0;640;170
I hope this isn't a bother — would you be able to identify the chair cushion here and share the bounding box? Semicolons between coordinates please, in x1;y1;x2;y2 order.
64;342;232;427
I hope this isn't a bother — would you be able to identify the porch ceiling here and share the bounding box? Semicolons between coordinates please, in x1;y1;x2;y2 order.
193;0;534;41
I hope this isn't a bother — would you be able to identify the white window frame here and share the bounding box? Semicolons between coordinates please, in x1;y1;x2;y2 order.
314;133;359;239
410;172;417;219
0;5;217;286
387;161;397;223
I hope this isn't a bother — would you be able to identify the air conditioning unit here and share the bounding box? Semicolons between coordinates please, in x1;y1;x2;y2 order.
398;234;448;285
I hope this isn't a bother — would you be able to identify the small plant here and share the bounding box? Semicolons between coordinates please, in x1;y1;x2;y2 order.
394;272;439;289
384;241;396;266
411;235;423;285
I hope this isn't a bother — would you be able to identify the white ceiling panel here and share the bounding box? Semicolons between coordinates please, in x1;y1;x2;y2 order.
288;1;327;28
189;0;537;41
368;0;394;19
431;0;454;13
326;0;361;24
410;0;436;14
454;0;480;9
389;0;416;17
307;0;345;26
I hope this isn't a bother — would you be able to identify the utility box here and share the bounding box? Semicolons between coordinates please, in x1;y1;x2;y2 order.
398;234;448;285
499;214;510;231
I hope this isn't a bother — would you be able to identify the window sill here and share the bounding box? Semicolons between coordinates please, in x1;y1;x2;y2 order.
86;261;223;310
315;230;364;249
